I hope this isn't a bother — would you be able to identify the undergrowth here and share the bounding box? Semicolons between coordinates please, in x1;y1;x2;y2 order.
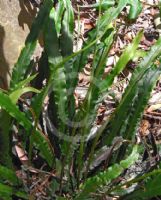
0;0;161;199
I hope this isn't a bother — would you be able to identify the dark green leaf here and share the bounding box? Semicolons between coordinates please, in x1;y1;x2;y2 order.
127;0;142;20
101;36;161;150
0;165;19;185
0;183;28;199
75;145;139;200
10;0;53;90
44;8;68;134
0;91;54;167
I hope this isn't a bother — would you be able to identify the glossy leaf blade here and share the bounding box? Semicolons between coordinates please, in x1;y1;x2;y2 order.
0;183;28;199
0;91;54;167
121;173;161;200
99;30;143;93
9;87;40;104
127;0;142;19
10;0;53;90
0;165;19;185
44;8;68;133
59;0;75;120
75;145;139;200
101;37;161;148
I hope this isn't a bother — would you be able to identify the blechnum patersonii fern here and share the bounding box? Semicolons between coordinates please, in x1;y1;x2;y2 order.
0;0;161;199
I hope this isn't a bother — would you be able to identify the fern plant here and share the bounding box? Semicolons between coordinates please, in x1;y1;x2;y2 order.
0;0;161;199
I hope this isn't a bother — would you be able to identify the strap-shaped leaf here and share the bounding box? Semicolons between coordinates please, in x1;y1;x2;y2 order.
127;0;142;19
9;87;40;104
10;0;53;90
77;30;142;137
46;0;133;75
60;0;74;57
77;30;114;131
72;0;133;128
119;173;161;200
0;91;31;130
90;0;128;39
43;0;129;83
12;74;38;91
0;183;28;199
0;91;54;167
69;1;139;179
53;0;65;35
122;65;161;140
99;64;161;163
71;0;129;93
101;37;161;148
75;145;139;200
98;31;142;113
99;30;143;93
44;8;68;133
31;87;47;118
31;2;66;120
0;165;19;185
59;0;75;120
1;67;38;169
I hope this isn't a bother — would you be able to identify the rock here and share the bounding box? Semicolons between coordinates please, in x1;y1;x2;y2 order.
0;0;37;89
